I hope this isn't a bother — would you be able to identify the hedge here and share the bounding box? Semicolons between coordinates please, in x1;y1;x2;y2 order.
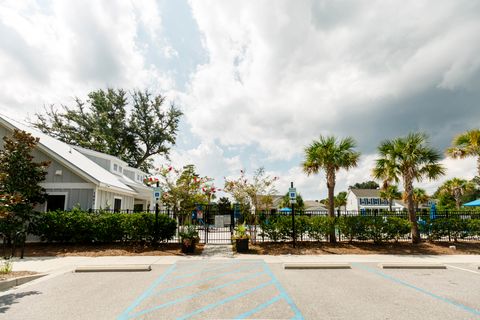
30;209;177;244
258;214;479;243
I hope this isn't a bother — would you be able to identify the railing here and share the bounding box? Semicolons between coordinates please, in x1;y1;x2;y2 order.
81;208;480;243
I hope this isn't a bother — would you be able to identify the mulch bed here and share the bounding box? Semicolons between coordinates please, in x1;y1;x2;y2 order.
247;241;480;255
14;243;204;257
0;271;38;281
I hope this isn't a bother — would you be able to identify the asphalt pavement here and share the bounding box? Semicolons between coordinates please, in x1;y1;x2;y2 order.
1;256;480;319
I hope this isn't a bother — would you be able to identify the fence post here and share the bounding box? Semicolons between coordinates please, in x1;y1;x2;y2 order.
446;209;451;242
230;208;234;235
154;181;159;245
337;209;341;242
205;204;209;244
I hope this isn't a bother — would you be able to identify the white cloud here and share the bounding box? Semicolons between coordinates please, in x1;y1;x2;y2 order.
186;0;480;159
1;0;478;204
0;0;174;116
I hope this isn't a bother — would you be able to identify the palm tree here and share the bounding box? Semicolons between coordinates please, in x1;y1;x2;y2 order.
447;129;480;178
303;135;360;242
439;178;475;209
372;133;445;243
407;188;429;211
379;185;401;211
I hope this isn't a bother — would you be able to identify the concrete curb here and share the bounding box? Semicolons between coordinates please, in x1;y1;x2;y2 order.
74;264;152;272
379;263;446;269
0;274;46;291
284;263;351;270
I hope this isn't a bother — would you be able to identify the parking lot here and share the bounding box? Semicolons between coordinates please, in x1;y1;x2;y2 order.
1;259;479;319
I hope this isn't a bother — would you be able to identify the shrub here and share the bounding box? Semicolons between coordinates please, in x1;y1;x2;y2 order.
309;216;335;242
259;216;283;242
276;215;295;241
338;216;369;242
383;217;411;242
294;215;311;241
32;210;73;242
31;210;176;244
94;212;126;243
429;217;469;241
468;219;480;236
364;216;386;244
157;214;177;242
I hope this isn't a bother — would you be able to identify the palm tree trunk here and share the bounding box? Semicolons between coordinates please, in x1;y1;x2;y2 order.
389;198;392;211
404;174;420;243
326;169;337;243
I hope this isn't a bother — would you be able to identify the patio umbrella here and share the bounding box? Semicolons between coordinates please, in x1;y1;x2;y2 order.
279;207;292;213
463;199;480;207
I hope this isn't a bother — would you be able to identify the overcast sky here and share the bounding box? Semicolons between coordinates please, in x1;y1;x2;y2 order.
1;0;479;199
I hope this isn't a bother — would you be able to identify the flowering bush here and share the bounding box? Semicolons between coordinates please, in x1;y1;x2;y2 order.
151;164;217;223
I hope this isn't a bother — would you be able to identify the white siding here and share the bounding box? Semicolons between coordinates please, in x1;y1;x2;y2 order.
96;189;134;210
346;190;358;211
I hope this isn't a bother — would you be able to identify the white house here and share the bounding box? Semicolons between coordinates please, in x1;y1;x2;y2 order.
346;188;406;212
0;115;154;212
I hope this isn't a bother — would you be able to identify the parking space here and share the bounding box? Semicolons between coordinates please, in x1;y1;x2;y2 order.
0;265;170;320
274;262;480;319
1;260;479;319
118;259;302;319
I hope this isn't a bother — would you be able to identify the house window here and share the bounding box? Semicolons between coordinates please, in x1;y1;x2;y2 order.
114;198;122;212
373;198;379;205
119;166;123;173
113;164;118;171
46;194;66;211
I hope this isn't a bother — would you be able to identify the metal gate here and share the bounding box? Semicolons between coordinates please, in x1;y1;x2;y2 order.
200;205;235;244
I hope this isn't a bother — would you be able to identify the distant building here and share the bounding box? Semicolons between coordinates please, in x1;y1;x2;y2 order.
346;189;403;211
346;188;431;212
303;200;327;211
0;115;153;212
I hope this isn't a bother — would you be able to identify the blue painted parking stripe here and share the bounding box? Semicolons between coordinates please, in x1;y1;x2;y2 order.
129;271;267;318
117;263;177;320
262;262;304;320
235;294;283;319
154;262;263;297
176;280;274;320
352;263;480;317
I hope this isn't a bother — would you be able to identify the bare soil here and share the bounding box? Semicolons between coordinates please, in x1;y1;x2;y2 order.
16;243;204;257
0;271;38;281
247;241;480;255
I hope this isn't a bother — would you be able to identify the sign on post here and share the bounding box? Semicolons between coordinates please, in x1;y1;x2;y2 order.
153;187;162;200
289;187;296;204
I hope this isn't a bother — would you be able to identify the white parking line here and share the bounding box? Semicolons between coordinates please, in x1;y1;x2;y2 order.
445;264;480;275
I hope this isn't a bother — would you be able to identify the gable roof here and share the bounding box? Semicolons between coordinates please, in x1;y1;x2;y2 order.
349;188;381;197
304;200;327;210
0;115;135;195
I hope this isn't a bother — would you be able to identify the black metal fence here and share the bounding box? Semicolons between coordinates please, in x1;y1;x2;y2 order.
84;208;480;243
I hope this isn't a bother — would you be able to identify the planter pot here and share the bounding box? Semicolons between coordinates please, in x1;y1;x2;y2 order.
235;238;249;253
181;239;197;254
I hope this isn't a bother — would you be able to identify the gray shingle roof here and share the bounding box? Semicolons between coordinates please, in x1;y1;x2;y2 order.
349;188;381;197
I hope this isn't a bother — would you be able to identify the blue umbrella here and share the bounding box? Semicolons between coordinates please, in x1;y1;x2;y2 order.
463;199;480;207
279;207;292;213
